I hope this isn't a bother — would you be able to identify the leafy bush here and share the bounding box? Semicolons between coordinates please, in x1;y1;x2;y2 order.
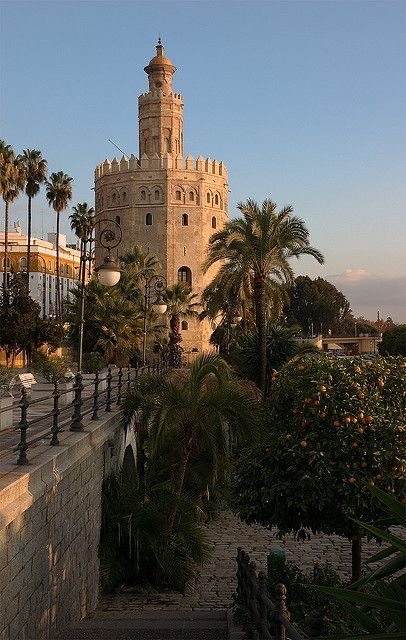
266;555;353;636
314;485;405;639
0;365;15;397
31;351;74;383
100;473;210;593
232;355;406;581
379;324;406;356
82;352;107;374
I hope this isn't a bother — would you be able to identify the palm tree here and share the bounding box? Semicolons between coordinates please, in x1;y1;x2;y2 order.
0;142;25;301
164;282;199;367
69;202;95;282
45;171;73;319
18;149;48;285
121;353;256;526
204;198;324;396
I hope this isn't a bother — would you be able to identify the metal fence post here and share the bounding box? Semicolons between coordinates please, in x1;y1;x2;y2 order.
50;381;61;445
70;372;84;431
17;387;29;465
116;367;123;405
105;366;112;412
92;371;100;421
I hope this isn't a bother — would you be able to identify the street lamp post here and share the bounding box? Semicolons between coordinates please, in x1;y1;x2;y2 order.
142;274;167;366
77;219;122;373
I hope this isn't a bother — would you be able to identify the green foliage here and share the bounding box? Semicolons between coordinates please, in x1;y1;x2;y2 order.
0;273;45;365
313;486;405;638
232;355;405;572
100;473;210;593
204;197;324;394
0;365;15;396
228;322;320;387
81;352;107;374
31;351;74;383
285;275;353;336
266;556;354;636
121;354;257;497
379;325;406;356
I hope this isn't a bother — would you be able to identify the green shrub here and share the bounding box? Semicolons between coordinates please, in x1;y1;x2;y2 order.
100;473;210;593
31;351;74;383
82;352;107;374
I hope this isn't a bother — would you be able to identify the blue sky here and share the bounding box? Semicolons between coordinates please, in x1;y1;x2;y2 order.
1;0;405;321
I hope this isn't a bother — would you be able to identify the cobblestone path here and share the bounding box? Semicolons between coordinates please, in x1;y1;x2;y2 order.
95;510;383;614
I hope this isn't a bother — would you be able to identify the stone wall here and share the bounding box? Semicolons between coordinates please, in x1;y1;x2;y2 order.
0;410;123;640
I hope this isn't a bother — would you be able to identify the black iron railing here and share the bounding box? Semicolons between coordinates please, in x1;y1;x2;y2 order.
0;359;168;465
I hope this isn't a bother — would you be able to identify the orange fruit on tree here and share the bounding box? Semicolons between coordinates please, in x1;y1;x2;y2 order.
300;440;307;448
348;477;357;484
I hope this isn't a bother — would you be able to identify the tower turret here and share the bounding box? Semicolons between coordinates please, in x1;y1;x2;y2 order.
138;40;184;157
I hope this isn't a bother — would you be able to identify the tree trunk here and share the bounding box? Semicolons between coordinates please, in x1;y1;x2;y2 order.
27;195;32;291
168;444;191;532
56;210;61;319
3;202;9;302
351;531;362;583
254;274;267;397
169;313;182;368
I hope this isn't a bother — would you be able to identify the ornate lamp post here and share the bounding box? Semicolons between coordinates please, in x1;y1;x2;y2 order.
142;274;167;366
77;219;122;372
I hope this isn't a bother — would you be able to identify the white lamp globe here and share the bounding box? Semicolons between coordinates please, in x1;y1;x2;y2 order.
96;258;121;287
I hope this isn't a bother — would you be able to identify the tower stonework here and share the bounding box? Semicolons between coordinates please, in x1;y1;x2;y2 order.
94;41;228;353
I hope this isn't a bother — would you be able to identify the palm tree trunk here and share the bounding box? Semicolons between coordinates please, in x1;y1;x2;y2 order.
169;313;182;368
168;446;191;532
254;274;267;397
26;195;32;292
56;211;61;319
3;202;9;303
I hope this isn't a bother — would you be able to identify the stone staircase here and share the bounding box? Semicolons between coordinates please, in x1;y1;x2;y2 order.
57;610;228;639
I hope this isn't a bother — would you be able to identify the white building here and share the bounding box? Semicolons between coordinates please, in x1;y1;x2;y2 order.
0;222;81;317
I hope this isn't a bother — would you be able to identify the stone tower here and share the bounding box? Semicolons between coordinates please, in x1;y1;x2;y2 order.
94;41;229;353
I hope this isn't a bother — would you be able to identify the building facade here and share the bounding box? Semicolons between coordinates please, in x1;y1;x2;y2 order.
94;41;228;352
0;222;81;317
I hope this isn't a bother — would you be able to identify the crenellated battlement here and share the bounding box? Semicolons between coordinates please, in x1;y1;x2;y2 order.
95;153;227;180
139;91;183;102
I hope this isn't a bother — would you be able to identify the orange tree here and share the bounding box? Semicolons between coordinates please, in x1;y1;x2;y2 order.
232;355;406;582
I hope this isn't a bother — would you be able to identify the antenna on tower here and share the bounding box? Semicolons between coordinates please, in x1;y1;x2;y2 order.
108;139;129;157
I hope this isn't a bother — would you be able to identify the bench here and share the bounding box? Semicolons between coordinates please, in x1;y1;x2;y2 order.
18;373;37;391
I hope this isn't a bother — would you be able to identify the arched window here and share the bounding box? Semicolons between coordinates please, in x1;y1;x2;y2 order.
112;192;117;204
20;257;27;271
66;265;70;276
181;213;188;226
214;194;219;206
176;190;182;201
115;215;121;226
122;191;126;202
146;213;153;225
211;216;217;229
178;266;192;287
141;190;146;201
189;191;194;202
183;247;186;256
206;192;211;204
181;321;188;331
155;189;160;200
